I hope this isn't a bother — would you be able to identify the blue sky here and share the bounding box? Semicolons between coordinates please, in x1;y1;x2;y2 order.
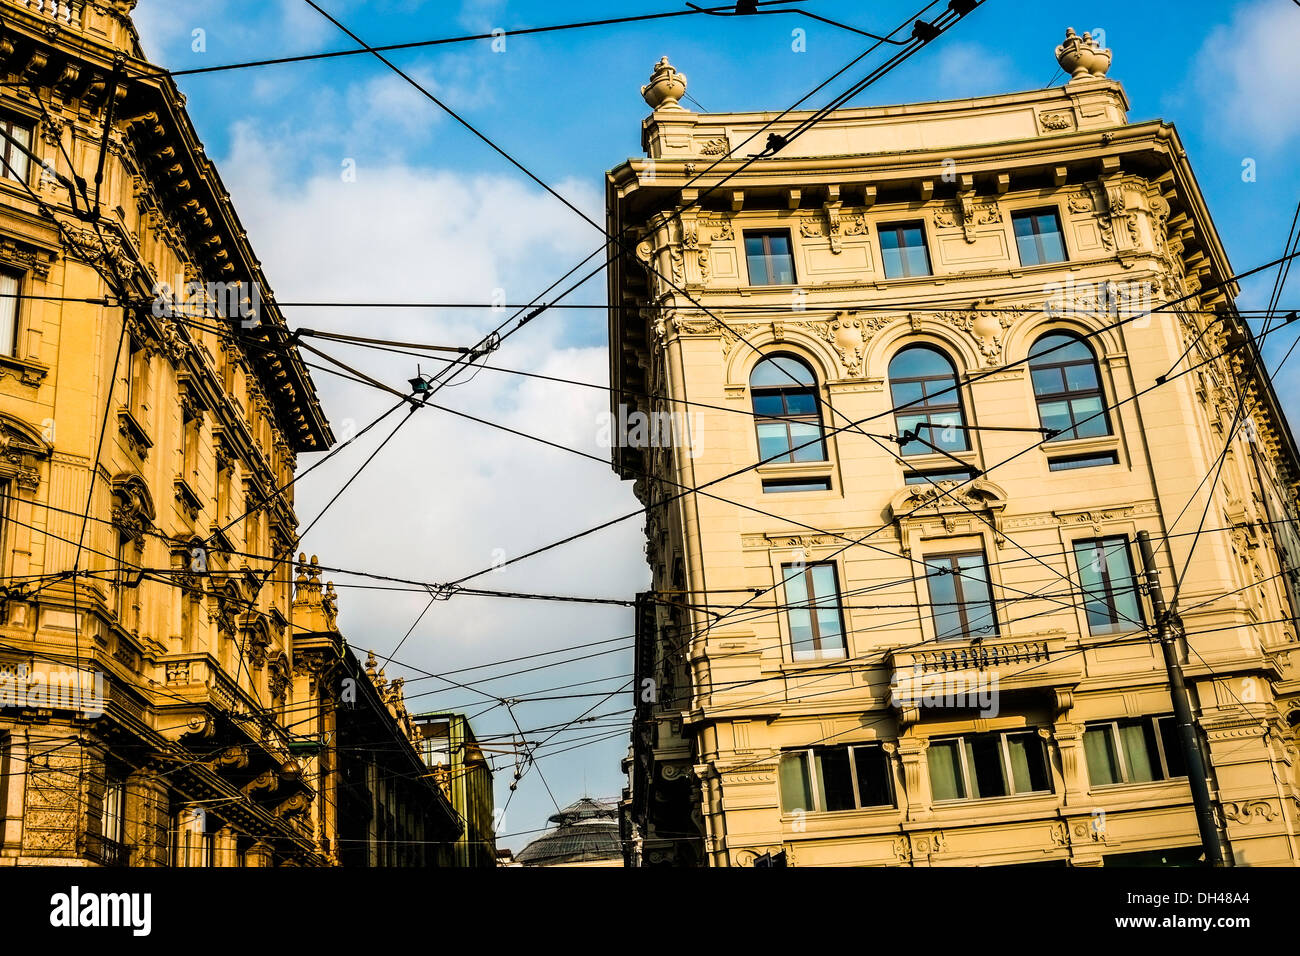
132;0;1300;853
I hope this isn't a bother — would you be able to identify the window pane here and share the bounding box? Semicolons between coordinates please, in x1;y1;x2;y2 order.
853;746;893;808
787;421;826;462
1157;717;1187;778
1031;368;1064;396
966;735;1008;798
1038;401;1073;434
756;423;792;462
1120;720;1160;783
817;747;856;811
1065;363;1098;391
891;380;924;407
928;740;965;800
925;559;964;640
783;391;818;415
745;232;795;286
1036;229;1066;264
1006;733;1049;793
1084;726;1123;786
0;271;17;356
779;752;813;812
752;393;785;417
752;355;816;387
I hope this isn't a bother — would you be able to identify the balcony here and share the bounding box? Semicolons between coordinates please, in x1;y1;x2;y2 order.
888;630;1082;719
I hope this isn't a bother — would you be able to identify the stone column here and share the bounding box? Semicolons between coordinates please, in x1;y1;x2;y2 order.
124;767;170;867
244;841;274;867
213;825;238;867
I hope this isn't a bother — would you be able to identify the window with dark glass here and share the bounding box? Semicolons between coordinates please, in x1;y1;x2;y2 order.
778;744;893;813
1083;716;1185;786
763;477;832;493
923;550;997;640
1048;452;1118;472
1073;537;1143;634
1029;332;1109;441
1013;209;1068;266
904;467;977;485
928;731;1051;801
889;345;969;456
781;561;846;660
744;230;796;285
878;221;932;278
751;354;826;464
0;115;32;183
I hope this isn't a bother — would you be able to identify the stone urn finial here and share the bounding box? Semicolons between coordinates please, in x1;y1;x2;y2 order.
1055;27;1112;79
642;56;688;111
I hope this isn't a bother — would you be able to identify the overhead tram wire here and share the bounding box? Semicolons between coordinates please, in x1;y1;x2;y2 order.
303;0;966;716
434;246;1300;593
127;1;816;80
147;0;973;570
298;0;970;419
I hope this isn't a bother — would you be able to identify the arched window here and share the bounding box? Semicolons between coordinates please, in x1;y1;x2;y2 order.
750;354;826;463
888;345;969;456
1028;332;1109;441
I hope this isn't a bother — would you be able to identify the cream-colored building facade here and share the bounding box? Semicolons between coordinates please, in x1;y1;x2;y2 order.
610;35;1300;866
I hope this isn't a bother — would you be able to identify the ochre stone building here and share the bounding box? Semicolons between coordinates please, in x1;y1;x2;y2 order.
0;0;458;865
610;35;1300;866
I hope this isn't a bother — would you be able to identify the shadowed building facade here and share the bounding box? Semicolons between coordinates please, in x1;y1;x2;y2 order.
609;35;1300;866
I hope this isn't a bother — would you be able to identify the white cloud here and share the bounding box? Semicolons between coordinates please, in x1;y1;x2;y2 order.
1194;0;1300;149
215;123;641;843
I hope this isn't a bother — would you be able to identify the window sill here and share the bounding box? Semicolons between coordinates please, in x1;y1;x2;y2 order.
787;650;849;667
117;407;152;459
174;477;203;522
931;789;1055;807
1087;777;1187;794
0;352;48;387
781;804;896;822
897;448;980;474
756;460;832;479
1041;432;1119;461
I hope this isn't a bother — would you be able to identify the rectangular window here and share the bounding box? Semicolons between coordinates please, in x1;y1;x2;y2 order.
1012;208;1068;266
922;550;998;641
762;477;831;494
102;777;126;847
1083;716;1186;786
928;730;1051;802
0;269;19;356
778;744;893;813
1073;537;1143;634
781;562;846;660
878;221;932;278
904;468;977;485
1048;452;1118;472
744;230;796;285
0;115;32;183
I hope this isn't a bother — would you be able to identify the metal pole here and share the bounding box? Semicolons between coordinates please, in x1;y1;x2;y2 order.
1136;531;1229;867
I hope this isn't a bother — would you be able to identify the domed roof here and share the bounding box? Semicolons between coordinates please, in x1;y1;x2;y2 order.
516;798;622;866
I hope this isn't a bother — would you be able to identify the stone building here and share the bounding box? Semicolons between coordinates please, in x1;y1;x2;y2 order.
413;711;497;868
0;0;450;866
609;35;1300;866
